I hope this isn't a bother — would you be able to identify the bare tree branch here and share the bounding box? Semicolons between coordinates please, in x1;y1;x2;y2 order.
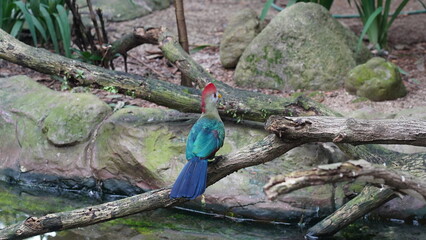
266;116;426;146
263;159;426;201
306;186;396;237
0;135;300;239
86;0;104;45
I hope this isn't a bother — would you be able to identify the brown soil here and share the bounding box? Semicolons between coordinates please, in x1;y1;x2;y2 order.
1;0;425;117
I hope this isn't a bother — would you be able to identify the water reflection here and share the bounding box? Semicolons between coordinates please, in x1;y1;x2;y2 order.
0;182;425;240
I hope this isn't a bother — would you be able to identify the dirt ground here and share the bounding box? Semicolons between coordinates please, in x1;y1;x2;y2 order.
1;0;425;117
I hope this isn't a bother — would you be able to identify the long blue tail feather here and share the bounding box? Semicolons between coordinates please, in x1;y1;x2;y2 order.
170;157;208;199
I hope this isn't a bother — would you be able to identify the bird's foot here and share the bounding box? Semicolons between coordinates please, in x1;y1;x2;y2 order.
208;155;224;165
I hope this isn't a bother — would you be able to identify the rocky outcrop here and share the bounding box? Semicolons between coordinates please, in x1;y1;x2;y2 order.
1;75;424;222
345;57;407;101
219;8;263;68
234;2;371;91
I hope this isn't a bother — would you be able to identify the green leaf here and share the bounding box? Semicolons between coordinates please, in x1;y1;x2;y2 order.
15;1;38;46
397;67;409;76
0;1;3;29
31;14;47;41
30;0;41;17
319;0;334;10
40;5;59;53
260;0;274;22
387;0;409;29
54;5;71;57
10;20;24;37
356;6;383;52
89;54;102;61
189;44;214;54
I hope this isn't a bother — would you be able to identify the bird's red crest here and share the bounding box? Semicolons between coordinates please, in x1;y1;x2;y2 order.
201;83;217;113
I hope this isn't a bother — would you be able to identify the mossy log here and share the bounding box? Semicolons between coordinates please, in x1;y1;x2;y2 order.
0;28;335;122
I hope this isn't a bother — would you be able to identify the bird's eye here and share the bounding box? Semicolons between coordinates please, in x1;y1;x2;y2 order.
214;93;217;98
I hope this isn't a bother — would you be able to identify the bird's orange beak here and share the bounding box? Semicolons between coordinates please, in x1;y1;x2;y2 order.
218;93;222;99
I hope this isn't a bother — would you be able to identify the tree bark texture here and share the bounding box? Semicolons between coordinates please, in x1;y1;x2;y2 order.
0;27;336;122
306;186;396;237
264;159;426;201
266;116;426;146
0;135;300;239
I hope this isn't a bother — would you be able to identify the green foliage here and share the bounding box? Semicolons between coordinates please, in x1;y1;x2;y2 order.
71;48;103;64
348;0;422;51
189;44;215;54
0;0;71;57
103;86;119;94
260;0;274;22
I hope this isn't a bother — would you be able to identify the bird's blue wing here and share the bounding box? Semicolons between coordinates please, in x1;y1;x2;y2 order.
186;118;224;160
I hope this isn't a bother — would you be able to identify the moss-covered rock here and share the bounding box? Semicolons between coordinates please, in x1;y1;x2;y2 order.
0;75;420;222
345;57;407;101
219;8;263;68
0;75;111;176
42;95;111;146
234;2;371;91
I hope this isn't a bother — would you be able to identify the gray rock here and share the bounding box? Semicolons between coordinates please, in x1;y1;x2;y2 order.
234;2;371;91
345;57;407;101
1;75;423;222
0;76;111;177
219;8;262;68
76;0;172;22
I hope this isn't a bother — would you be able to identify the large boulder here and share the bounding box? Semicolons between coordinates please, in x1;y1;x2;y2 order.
234;2;371;91
345;57;407;101
0;75;349;221
76;0;172;22
1;76;425;222
0;75;111;177
219;8;263;68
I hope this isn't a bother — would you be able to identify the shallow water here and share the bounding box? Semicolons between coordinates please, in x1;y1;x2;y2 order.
0;182;425;240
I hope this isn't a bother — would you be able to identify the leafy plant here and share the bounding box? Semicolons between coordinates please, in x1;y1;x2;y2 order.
71;48;103;64
0;0;71;57
348;0;423;51
260;0;275;22
103;86;119;94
